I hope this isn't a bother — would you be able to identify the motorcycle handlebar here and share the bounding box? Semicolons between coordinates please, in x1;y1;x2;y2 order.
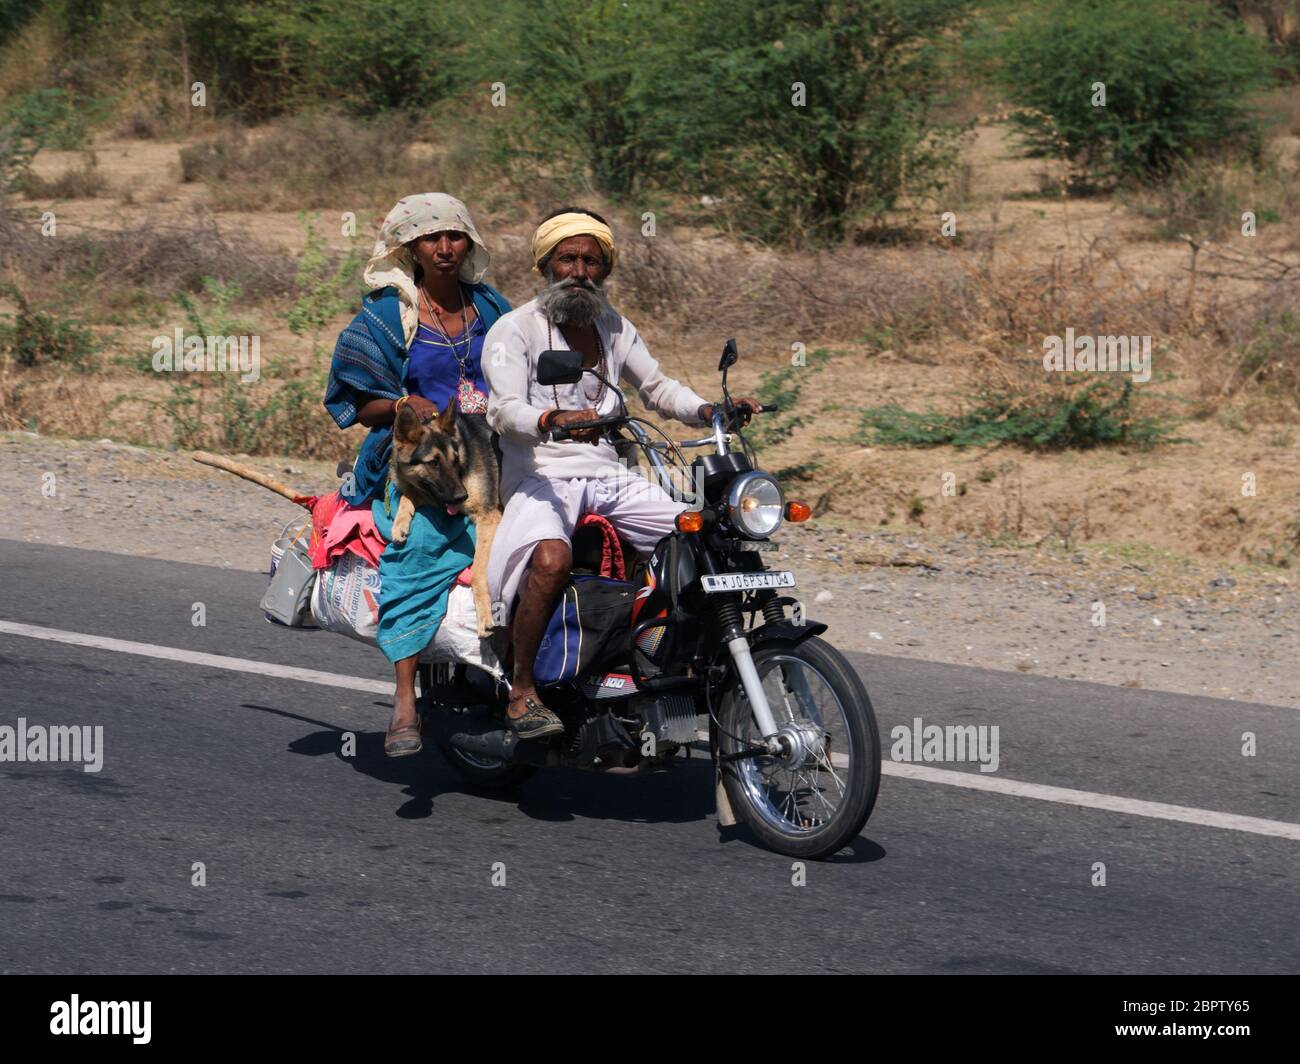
548;414;628;441
547;403;776;442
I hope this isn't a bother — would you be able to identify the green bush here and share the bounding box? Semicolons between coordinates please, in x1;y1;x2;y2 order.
858;378;1181;450
0;285;98;369
147;0;466;118
0;0;41;46
664;0;972;243
482;0;676;199
286;217;363;339
749;348;834;448
484;0;970;244
0;88;89;189
284;0;466;114
977;0;1276;187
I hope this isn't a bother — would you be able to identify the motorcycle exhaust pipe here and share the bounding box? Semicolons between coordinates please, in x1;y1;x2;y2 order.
446;728;553;768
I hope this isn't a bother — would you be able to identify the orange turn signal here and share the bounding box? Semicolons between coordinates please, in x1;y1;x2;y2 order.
785;501;811;522
676;511;705;533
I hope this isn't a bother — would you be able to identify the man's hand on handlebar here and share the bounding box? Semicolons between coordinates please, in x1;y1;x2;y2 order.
698;397;767;428
548;407;604;443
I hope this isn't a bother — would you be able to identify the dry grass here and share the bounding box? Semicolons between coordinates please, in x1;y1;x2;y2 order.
179;111;456;213
15;158;106;199
489;218;974;346
0;196;297;305
1121;151;1300;245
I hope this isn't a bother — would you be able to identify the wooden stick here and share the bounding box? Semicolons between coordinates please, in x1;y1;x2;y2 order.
191;451;305;503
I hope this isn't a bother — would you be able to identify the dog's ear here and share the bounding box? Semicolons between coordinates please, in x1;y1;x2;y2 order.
393;403;425;446
436;401;457;435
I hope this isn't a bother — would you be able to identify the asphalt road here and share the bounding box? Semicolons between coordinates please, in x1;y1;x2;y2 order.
0;540;1296;973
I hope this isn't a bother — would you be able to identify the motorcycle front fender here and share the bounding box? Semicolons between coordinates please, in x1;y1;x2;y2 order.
746;618;828;651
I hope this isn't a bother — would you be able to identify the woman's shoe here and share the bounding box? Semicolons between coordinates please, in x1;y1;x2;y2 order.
384;717;423;757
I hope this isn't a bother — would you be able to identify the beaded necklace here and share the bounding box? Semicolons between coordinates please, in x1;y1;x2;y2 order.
419;284;487;414
547;319;608;411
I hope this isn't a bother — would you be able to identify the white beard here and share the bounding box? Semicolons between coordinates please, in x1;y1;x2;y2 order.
538;276;610;327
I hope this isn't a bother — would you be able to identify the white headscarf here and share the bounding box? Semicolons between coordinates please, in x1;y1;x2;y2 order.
363;193;491;346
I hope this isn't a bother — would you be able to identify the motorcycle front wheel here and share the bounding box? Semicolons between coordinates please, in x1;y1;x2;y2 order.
718;636;880;859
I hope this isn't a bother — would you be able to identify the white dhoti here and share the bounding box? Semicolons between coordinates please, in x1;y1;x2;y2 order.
487;471;687;612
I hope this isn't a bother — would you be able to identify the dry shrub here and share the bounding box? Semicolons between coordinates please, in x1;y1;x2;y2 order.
962;243;1192;349
485;219;974;345
0;353;25;430
1212;283;1300;411
15;160;106;199
112;104;166;141
1123;152;1300;245
0;369;110;437
180;111;444;212
0;198;296;303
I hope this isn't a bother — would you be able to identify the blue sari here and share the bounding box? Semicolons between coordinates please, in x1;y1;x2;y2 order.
323;282;510;663
324;282;509;505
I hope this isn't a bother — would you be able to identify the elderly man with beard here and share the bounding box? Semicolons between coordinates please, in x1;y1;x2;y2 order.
482;207;759;738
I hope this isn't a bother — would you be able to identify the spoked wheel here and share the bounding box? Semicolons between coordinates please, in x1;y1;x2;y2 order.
718;636;880;859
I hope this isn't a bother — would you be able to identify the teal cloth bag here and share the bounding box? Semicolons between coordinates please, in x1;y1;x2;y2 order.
371;480;477;663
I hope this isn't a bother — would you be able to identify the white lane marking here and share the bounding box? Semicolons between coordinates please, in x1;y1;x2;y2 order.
5;619;1298;842
0;619;390;695
880;761;1300;842
704;748;1300;841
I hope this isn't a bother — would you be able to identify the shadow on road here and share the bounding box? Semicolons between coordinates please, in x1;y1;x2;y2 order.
238;703;887;859
239;702;716;828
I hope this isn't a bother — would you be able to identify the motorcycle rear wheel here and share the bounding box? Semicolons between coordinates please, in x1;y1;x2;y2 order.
718;636;880;860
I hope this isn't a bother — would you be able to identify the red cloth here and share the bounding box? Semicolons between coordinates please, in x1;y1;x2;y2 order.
575;512;627;579
300;489;474;584
299;491;388;570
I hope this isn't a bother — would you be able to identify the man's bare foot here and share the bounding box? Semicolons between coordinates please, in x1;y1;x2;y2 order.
385;688;422;757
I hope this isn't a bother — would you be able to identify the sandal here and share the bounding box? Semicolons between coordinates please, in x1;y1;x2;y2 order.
384;716;423;758
506;697;564;741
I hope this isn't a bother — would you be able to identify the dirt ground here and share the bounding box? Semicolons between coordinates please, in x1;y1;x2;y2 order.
4;429;1296;710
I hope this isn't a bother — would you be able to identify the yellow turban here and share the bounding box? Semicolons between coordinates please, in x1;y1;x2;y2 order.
531;212;617;274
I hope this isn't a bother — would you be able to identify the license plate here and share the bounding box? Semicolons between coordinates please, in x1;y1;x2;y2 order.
700;571;796;593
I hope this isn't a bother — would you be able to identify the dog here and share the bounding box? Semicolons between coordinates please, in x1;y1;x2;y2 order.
389;402;502;639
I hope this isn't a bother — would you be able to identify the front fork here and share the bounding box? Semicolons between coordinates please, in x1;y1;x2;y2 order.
715;596;782;746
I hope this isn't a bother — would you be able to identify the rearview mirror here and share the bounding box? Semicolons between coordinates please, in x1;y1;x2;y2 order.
537;349;583;386
718;339;739;372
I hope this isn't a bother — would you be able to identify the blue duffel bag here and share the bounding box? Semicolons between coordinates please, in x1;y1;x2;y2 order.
533;575;635;688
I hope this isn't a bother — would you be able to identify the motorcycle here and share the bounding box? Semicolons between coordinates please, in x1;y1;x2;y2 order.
421;340;881;859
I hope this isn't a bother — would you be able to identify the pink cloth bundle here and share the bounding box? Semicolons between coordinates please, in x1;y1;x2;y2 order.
302;491;388;570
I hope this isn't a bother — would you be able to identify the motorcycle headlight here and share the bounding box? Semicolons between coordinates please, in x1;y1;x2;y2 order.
727;471;784;539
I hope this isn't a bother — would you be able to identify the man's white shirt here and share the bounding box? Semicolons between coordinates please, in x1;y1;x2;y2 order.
482;298;709;499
